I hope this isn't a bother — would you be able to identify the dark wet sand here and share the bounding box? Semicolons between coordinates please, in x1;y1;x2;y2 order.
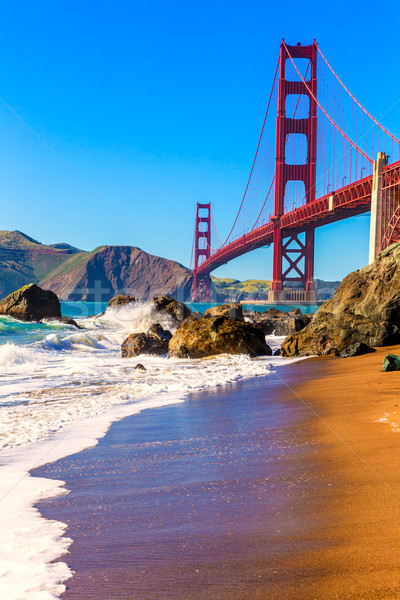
35;351;400;599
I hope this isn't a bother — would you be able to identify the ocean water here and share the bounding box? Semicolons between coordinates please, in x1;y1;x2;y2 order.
0;300;318;600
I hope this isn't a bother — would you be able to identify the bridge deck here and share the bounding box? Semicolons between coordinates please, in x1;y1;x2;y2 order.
195;161;400;276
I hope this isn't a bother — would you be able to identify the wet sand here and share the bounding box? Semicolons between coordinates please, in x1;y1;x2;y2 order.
35;348;400;599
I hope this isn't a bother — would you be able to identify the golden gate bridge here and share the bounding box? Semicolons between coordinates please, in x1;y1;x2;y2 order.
191;40;400;302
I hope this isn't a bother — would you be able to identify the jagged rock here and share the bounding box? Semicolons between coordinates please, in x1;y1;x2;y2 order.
245;307;309;337
204;302;244;322
152;296;191;324
42;316;82;329
122;323;172;357
168;315;272;358
179;313;202;328
288;308;303;317
244;309;278;335
108;294;138;308
134;363;146;371
263;308;288;319
190;311;203;320
275;315;311;336
253;308;289;335
281;242;400;357
339;342;376;358
383;354;400;372
0;284;61;322
243;309;261;319
253;315;276;335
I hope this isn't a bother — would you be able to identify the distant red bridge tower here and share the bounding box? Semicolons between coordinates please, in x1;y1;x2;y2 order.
192;202;211;301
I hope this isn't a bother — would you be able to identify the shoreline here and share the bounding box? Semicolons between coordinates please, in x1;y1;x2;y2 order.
34;347;400;599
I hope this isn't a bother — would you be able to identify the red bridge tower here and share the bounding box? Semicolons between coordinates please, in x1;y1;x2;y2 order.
268;41;318;303
192;202;211;301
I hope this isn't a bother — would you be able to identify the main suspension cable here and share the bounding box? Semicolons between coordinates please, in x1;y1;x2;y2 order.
283;41;373;164
316;42;400;146
219;55;280;248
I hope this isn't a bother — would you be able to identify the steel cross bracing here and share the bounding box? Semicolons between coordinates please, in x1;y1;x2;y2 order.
192;40;400;302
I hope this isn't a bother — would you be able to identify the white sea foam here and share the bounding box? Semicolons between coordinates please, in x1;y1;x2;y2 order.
0;301;299;599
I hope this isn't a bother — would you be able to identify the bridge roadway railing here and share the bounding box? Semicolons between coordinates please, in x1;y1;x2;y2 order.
195;160;400;277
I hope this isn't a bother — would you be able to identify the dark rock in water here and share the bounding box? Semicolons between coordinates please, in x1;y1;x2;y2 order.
253;316;276;335
179;313;202;328
204;302;244;322
190;311;203;320
243;309;261;319
42;316;82;329
0;284;61;322
121;323;172;357
275;315;311;337
273;348;281;356
245;310;278;335
108;294;138;309
168;315;272;358
281;242;400;357
263;308;288;319
152;296;191;324
134;363;146;371
339;342;376;358
288;308;303;317
383;354;400;372
246;308;309;337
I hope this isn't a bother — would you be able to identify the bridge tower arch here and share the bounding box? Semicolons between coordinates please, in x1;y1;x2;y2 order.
268;41;318;303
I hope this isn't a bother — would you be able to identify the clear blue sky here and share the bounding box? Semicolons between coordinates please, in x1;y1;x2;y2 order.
0;0;399;281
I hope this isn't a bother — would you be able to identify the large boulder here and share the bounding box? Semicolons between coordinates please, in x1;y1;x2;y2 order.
121;323;172;357
0;284;61;321
204;302;244;322
152;296;191;324
168;315;272;358
108;294;138;309
281;242;400;357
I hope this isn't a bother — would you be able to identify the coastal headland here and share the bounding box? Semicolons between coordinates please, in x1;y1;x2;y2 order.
35;346;400;599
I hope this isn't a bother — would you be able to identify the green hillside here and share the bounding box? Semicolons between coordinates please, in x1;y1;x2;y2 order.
211;276;271;301
0;231;86;298
211;275;340;302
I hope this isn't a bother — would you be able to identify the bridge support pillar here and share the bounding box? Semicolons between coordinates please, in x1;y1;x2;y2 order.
269;217;285;302
369;151;389;263
192;202;211;302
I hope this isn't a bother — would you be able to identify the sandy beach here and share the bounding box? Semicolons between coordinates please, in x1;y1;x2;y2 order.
35;347;400;599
